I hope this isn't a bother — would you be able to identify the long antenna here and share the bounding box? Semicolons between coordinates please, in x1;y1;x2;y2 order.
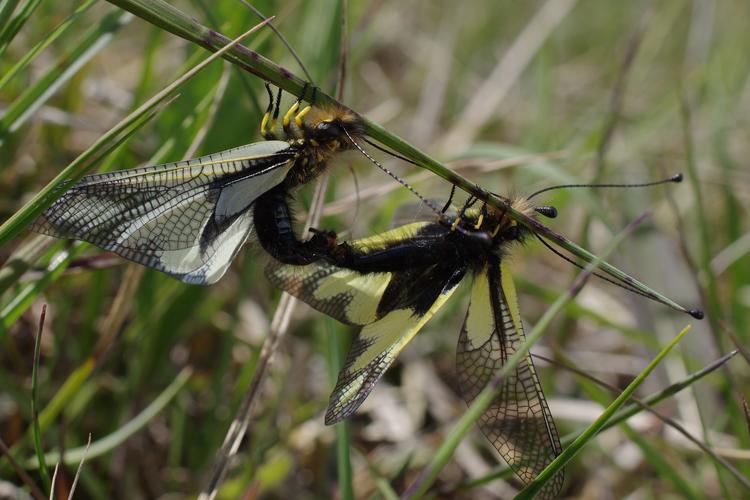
343;128;444;218
524;171;702;317
534;233;703;319
528;173;683;199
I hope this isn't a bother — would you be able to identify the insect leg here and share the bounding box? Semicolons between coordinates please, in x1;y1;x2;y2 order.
283;82;310;139
441;184;457;213
450;195;476;231
268;86;283;135
261;83;277;140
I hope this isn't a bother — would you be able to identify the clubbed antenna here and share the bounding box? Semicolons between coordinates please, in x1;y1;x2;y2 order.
528;173;683;199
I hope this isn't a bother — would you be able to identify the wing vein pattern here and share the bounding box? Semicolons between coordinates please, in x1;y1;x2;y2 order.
457;259;563;498
33;141;296;284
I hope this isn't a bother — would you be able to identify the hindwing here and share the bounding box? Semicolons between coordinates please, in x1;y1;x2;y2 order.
456;259;563;498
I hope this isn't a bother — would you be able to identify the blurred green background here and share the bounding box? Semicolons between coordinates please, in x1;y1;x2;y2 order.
1;0;748;498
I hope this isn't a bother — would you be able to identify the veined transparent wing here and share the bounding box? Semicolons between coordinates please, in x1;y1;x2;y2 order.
33;140;297;285
456;259;563;498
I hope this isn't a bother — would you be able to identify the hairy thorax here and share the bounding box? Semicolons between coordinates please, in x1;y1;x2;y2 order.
285;137;346;187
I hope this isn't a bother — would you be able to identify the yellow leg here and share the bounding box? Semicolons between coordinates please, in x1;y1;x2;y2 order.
294;105;312;127
261;84;278;140
282;101;300;130
261;112;272;139
473;213;484;229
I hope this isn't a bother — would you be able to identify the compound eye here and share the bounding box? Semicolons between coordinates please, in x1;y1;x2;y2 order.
316;121;332;132
315;120;343;140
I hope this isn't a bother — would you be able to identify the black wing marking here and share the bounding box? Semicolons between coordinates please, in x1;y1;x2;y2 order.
265;222;438;325
267;221;468;423
456;259;563;498
325;264;465;424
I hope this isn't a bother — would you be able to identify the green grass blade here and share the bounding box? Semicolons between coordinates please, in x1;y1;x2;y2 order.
0;0;41;57
0;357;96;465
27;367;192;467
0;101;165;335
0;103;161;333
621;425;700;499
0;234;55;295
0;9;132;144
0;19;270;249
0;0;22;45
572;365;701;498
0;243;76;334
30;304;50;491
461;349;738;491
326;319;354;500
0;0;97;92
516;324;692;499
597;350;738;433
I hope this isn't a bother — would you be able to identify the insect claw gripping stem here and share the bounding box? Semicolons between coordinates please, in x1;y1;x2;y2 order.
451;196;482;232
474;211;485;229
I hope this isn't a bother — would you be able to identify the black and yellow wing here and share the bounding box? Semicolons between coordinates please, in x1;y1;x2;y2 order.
267;222;467;423
266;222;440;325
324;263;464;423
33;141;297;285
456;258;563;498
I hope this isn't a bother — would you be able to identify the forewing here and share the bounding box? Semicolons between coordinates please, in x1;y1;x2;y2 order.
33;141;296;284
456;260;563;498
326;264;465;424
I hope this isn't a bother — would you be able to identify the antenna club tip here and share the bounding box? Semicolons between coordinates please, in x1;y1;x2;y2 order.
535;205;558;219
689;309;704;320
672;173;684;183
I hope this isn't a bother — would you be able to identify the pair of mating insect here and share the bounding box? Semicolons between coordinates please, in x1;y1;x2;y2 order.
32;84;701;498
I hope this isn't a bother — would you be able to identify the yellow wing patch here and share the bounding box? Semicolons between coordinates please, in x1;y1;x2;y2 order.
456;261;563;499
267;221;435;327
312;269;392;325
267;261;393;326
326;282;459;423
500;260;523;333
347;222;430;252
464;266;494;349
